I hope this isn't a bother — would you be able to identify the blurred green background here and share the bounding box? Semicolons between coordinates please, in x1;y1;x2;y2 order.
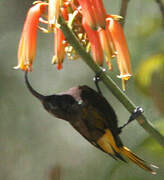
0;0;164;179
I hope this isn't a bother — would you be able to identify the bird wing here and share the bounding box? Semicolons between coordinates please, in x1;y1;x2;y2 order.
79;85;119;130
68;85;125;161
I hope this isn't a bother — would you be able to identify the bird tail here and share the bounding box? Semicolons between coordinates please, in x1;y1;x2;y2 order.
120;146;158;174
97;129;158;174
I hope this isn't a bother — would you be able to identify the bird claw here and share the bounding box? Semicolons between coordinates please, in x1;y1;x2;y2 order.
93;68;106;95
129;106;144;121
118;106;144;132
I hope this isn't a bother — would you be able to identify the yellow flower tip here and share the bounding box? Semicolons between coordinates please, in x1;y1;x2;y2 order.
13;65;20;70
13;64;32;72
33;1;43;5
117;74;132;91
111;51;118;58
52;55;57;64
117;74;132;80
48;21;56;31
52;56;63;70
109;14;123;21
48;0;61;30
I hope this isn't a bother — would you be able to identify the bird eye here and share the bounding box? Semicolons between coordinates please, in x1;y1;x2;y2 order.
78;100;83;105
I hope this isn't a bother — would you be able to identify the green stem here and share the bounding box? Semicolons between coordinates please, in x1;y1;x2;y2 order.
58;16;164;147
119;0;130;26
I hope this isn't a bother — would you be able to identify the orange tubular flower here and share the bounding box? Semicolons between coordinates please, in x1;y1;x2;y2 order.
51;5;68;70
48;0;61;30
107;17;132;90
98;28;114;70
92;0;107;29
77;0;97;30
14;2;47;71
77;0;107;29
52;27;66;70
82;17;104;66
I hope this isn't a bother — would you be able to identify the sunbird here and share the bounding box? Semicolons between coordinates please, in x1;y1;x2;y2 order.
24;72;157;174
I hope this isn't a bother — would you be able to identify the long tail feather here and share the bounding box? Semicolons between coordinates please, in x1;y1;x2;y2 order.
97;129;158;174
120;146;158;174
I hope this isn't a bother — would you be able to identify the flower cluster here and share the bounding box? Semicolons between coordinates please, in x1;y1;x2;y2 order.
14;0;132;90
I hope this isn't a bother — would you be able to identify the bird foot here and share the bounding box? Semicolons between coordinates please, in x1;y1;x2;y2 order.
93;68;106;95
118;106;144;132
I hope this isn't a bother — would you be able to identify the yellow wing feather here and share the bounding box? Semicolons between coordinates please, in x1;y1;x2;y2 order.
97;129;157;174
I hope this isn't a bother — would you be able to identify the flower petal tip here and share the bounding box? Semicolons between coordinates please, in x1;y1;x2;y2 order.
13;63;33;72
57;63;63;70
52;56;63;70
13;65;20;70
117;74;132;91
117;74;132;80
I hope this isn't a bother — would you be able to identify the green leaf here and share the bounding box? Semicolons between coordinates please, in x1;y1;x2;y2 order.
135;53;164;96
150;67;164;115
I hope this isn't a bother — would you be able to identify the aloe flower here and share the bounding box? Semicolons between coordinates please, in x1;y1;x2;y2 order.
106;17;132;90
92;0;107;28
48;0;62;30
52;27;66;70
77;0;97;29
14;2;47;71
15;0;133;90
77;0;107;29
98;28;114;70
82;17;104;66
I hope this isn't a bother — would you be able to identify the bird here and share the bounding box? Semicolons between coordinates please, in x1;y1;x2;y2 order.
24;71;157;174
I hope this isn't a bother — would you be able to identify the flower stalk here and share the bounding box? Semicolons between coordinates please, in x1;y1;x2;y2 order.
119;0;130;27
